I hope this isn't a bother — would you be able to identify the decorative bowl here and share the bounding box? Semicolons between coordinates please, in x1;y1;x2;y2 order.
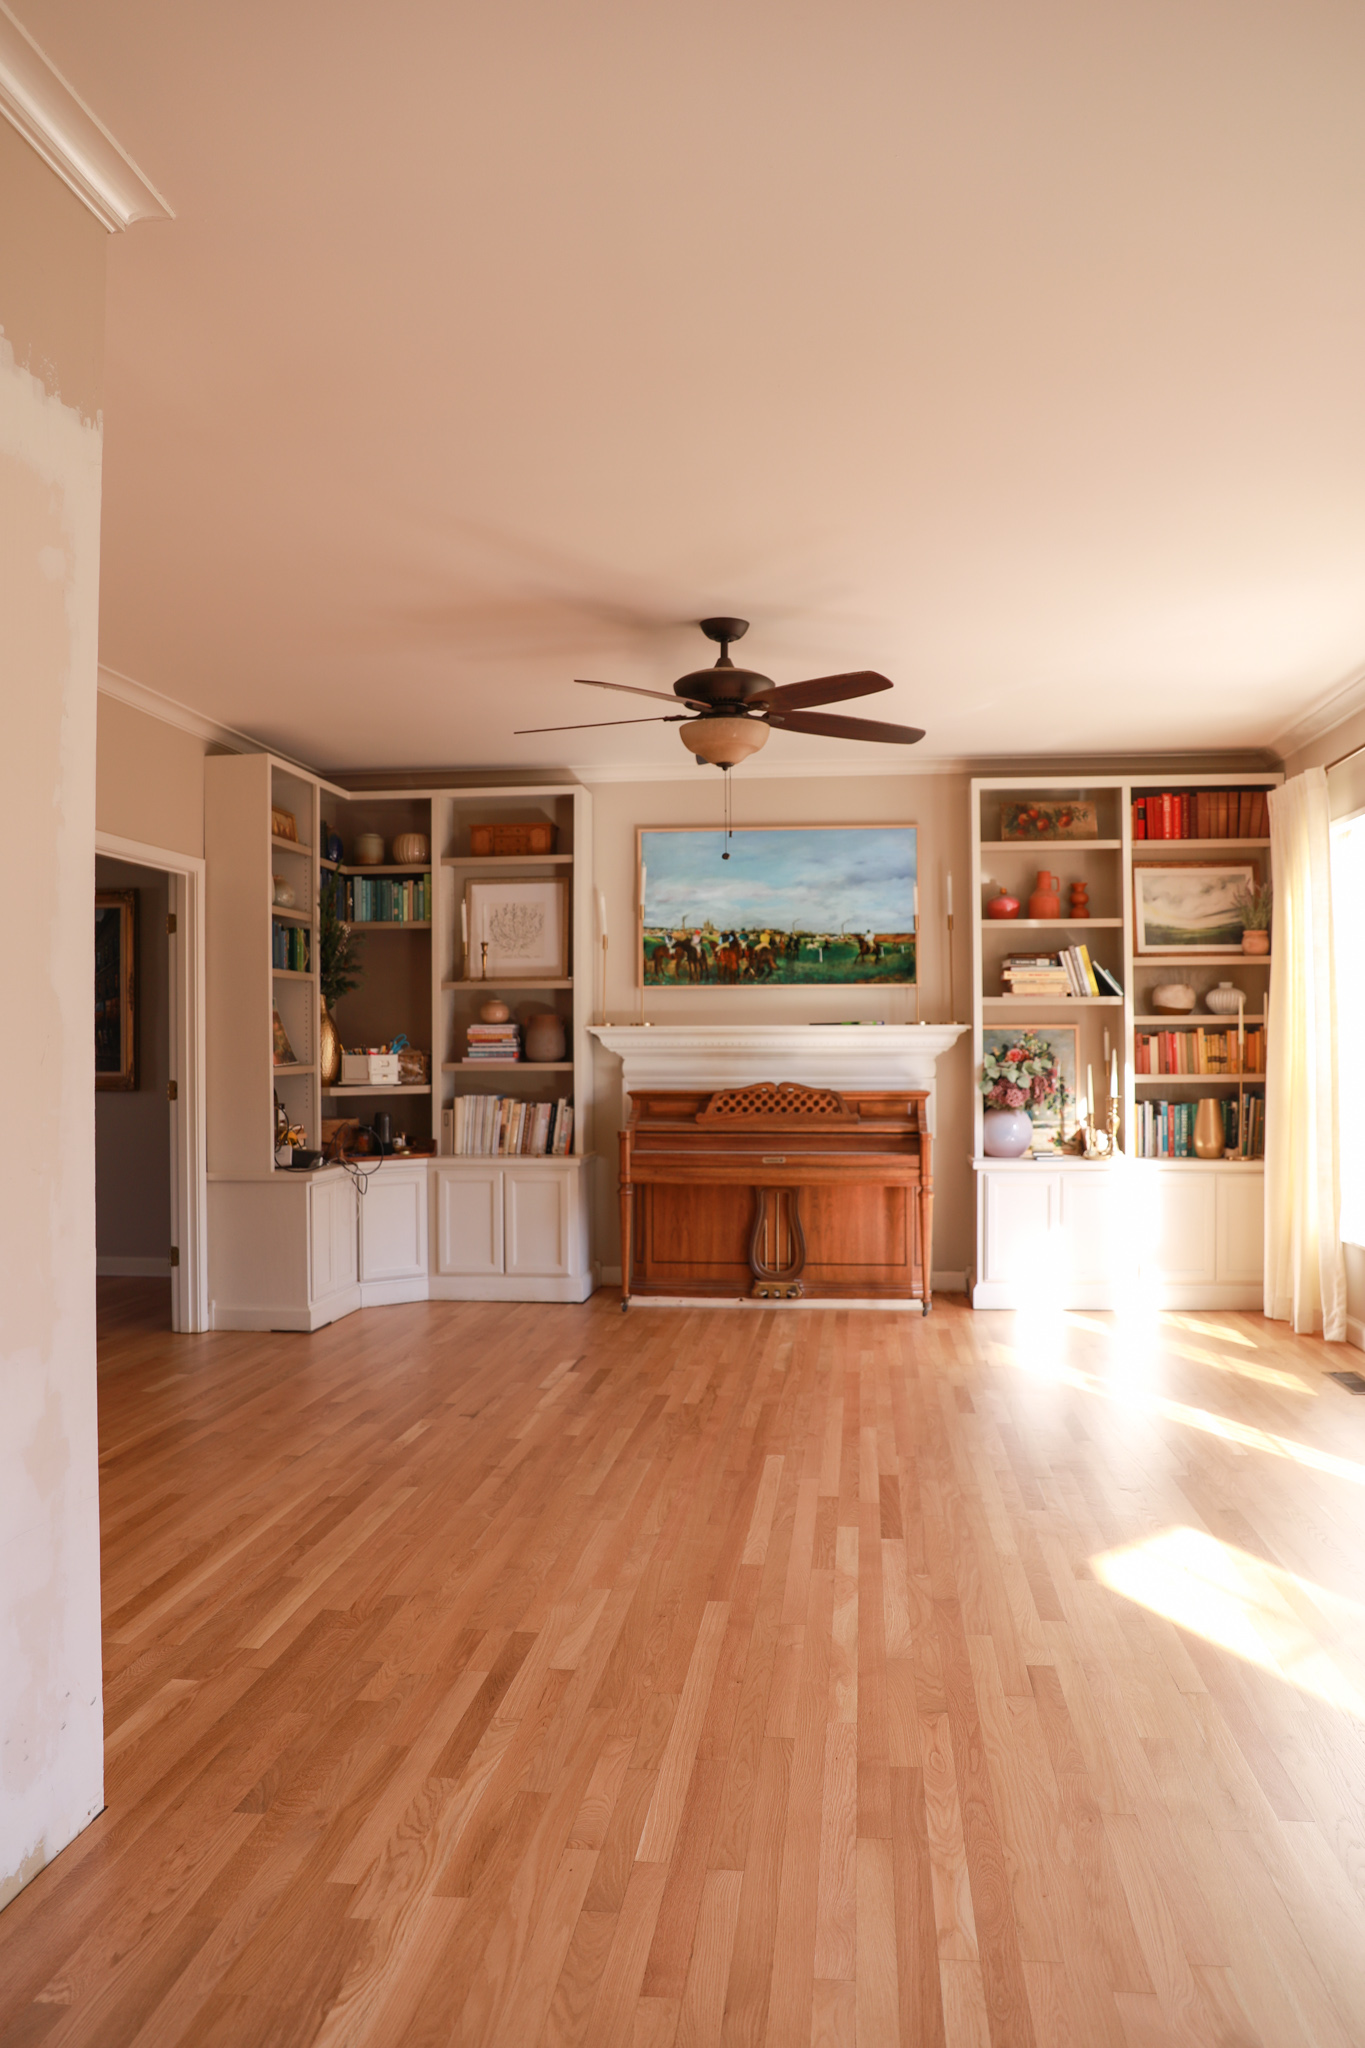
1204;982;1245;1015
479;999;512;1023
392;833;429;865
1151;983;1196;1014
272;877;296;907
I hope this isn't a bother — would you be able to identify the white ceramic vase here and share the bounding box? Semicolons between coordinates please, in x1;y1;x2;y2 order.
982;1107;1033;1158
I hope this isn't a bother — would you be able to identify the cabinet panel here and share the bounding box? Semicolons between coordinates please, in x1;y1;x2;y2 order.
1057;1174;1124;1285
1216;1172;1265;1284
309;1176;357;1302
505;1169;570;1278
982;1173;1056;1286
360;1169;428;1282
1145;1170;1217;1284
435;1168;503;1276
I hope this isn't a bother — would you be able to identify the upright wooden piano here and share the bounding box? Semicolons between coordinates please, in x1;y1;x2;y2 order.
618;1081;933;1307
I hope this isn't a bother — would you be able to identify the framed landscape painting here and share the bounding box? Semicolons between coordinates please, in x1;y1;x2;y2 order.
1134;862;1257;954
637;825;917;986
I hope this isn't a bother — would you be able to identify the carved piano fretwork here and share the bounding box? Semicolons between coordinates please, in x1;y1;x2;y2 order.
619;1082;932;1308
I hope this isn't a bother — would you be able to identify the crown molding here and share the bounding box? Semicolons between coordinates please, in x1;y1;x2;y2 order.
1270;664;1365;763
98;664;262;753
0;4;172;231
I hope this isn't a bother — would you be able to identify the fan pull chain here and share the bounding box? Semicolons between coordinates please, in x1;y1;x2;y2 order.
722;765;732;857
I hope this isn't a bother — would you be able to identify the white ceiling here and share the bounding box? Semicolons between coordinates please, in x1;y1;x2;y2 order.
23;0;1365;772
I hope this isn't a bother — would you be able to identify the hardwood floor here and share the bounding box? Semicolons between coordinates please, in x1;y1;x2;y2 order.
3;1284;1365;2045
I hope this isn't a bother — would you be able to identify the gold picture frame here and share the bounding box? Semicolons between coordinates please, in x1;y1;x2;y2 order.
95;889;137;1090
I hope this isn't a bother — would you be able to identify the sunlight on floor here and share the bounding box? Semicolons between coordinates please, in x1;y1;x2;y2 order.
1092;1526;1365;1717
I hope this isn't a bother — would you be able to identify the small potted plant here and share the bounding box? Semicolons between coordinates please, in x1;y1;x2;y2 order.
980;1032;1067;1157
1233;879;1272;956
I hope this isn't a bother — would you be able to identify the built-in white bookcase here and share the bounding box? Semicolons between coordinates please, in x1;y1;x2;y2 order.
969;770;1279;1309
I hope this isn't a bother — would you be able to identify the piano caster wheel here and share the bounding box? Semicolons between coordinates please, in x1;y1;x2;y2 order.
620;1298;630;1313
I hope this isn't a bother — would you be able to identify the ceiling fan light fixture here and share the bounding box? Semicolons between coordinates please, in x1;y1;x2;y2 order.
678;716;770;768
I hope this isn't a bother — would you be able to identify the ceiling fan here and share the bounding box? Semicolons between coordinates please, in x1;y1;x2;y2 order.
515;617;925;767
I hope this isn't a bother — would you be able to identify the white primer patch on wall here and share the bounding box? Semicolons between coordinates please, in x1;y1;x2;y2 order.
0;337;105;1908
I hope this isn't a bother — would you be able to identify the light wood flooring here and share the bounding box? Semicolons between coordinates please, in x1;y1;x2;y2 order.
2;1283;1365;2046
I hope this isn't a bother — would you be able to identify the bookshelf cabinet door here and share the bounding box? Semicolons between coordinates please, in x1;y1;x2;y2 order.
309;1176;358;1303
1057;1174;1124;1286
981;1172;1056;1287
1215;1171;1264;1285
1144;1170;1217;1285
504;1168;571;1278
360;1166;428;1282
435;1167;504;1276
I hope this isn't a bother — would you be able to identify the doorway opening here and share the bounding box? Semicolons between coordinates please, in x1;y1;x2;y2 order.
94;833;207;1332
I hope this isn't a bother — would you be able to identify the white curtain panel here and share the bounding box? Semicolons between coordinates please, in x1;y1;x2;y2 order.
1266;767;1346;1338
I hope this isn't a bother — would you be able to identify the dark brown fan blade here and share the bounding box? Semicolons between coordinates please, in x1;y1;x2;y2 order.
750;670;893;713
577;677;708;708
765;708;925;744
514;715;686;733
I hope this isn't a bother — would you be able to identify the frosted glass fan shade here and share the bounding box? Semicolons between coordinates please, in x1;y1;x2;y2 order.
678;716;770;767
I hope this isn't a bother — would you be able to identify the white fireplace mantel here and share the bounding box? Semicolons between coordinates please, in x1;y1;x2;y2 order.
588;1022;968;1128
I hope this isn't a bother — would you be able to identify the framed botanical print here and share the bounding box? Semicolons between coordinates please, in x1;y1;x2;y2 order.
637;824;918;986
1133;862;1258;954
464;878;569;979
95;890;137;1090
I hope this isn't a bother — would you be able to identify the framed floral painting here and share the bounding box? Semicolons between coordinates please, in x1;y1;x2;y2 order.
981;1025;1077;1152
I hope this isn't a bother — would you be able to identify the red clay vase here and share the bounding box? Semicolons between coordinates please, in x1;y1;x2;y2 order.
986;889;1020;919
1028;871;1061;920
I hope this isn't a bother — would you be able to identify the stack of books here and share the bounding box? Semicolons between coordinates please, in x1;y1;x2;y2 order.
443;1096;573;1155
1132;790;1270;839
336;873;432;922
1001;948;1120;998
463;1022;522;1063
1001;954;1071;996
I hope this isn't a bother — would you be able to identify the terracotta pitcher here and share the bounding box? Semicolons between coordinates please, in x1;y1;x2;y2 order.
1028;871;1061;920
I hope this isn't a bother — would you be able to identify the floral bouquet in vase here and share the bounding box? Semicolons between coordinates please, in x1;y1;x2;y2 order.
979;1031;1068;1157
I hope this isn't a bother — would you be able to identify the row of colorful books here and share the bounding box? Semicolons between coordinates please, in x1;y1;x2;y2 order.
1132;789;1269;839
334;873;431;923
463;1023;521;1063
1001;948;1122;998
271;919;311;972
442;1095;573;1155
1135;1096;1264;1158
1135;1027;1265;1076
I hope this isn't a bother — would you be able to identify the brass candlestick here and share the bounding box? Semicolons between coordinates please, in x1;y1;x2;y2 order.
480;939;488;981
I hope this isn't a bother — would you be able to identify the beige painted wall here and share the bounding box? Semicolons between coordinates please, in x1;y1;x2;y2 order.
585;769;975;1280
94;859;171;1266
0;154;106;1906
0;119;105;421
96;693;217;857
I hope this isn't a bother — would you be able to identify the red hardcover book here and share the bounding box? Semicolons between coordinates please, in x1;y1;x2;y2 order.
1161;792;1173;838
1181;792;1191;837
1132;797;1146;839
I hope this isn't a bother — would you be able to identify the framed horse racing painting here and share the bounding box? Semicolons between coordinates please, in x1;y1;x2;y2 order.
637;825;918;987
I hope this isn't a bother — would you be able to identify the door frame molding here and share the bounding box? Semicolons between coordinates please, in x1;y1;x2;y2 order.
95;831;208;1332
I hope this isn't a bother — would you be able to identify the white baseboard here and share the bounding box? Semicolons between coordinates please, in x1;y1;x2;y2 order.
1347;1315;1365;1355
623;1296;927;1313
97;1255;171;1277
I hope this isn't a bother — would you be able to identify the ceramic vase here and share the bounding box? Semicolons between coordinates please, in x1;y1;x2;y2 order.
1069;882;1089;918
319;1001;342;1086
1028;871;1061;920
1204;982;1244;1016
1241;930;1270;956
525;1012;567;1063
1194;1096;1225;1160
982;1107;1033;1158
392;832;429;865
986;890;1020;919
479;998;511;1023
354;832;385;866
